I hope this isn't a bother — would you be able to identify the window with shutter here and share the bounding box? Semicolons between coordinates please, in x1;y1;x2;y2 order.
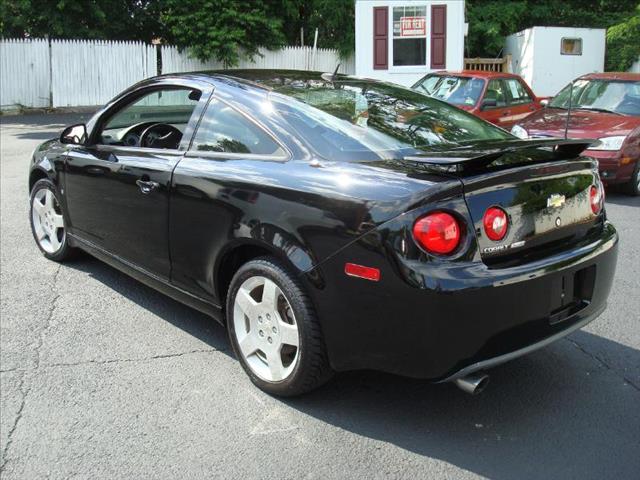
391;5;427;67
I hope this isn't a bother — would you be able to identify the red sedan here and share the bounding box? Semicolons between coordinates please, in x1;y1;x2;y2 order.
412;71;544;130
511;73;640;196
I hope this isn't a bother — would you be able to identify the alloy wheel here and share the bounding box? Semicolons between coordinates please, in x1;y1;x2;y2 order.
233;275;300;382
32;188;65;254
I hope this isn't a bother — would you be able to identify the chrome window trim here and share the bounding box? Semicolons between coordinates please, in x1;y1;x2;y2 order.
93;144;184;156
184;150;289;162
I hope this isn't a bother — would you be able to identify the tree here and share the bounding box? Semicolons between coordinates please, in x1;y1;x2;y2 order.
279;0;355;58
0;0;164;41
606;5;640;71
161;0;285;67
466;0;639;62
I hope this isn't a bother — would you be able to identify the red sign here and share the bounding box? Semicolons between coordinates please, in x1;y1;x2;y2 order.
400;16;426;37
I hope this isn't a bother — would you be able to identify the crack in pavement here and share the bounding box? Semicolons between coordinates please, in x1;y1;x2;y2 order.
1;264;61;472
565;337;640;392
0;259;225;469
0;347;227;374
42;347;224;368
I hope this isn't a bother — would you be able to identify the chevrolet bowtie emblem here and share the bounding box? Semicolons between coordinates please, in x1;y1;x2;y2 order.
547;194;566;209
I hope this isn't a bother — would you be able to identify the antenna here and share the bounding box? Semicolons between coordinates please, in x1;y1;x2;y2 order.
320;63;341;83
564;80;574;139
331;62;341;81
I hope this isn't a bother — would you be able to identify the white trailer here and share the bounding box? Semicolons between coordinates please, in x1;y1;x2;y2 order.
504;27;606;97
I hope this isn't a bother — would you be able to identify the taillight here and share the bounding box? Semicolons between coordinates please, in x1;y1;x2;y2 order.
412;212;461;255
590;184;603;215
483;207;509;241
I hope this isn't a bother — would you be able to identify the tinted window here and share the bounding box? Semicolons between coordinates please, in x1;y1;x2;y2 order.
191;99;285;155
267;78;511;161
505;79;532;105
485;80;507;107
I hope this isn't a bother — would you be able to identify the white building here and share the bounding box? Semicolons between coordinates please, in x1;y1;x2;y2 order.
355;0;466;87
504;27;606;97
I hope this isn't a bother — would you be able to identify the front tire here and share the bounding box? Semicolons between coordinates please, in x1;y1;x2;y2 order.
226;257;333;396
29;178;75;261
624;162;640;196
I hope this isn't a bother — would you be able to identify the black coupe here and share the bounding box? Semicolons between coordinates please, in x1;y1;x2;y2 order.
28;70;618;396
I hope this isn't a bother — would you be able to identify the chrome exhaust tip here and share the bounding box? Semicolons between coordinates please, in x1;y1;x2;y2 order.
454;372;489;395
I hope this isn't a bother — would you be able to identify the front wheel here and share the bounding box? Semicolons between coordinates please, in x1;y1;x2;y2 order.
227;257;333;396
29;179;75;261
624;162;640;196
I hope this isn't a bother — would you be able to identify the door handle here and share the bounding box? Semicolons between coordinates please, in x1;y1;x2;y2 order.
136;179;160;194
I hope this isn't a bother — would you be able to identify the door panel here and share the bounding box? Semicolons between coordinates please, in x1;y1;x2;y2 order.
63;81;212;279
65;146;183;278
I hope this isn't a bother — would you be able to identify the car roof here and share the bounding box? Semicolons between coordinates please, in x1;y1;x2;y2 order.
153;69;373;95
430;70;524;80
577;72;640;81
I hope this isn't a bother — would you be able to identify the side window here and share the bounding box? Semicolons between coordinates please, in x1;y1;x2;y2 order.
191;99;285;156
99;88;201;148
505;79;532;105
485;80;507;108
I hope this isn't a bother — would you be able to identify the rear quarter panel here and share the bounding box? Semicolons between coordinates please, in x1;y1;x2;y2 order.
168;157;459;307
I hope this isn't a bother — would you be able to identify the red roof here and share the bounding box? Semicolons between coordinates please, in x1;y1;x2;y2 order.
578;72;640;81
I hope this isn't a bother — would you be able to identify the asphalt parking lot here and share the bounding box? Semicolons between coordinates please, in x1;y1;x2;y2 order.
1;113;639;479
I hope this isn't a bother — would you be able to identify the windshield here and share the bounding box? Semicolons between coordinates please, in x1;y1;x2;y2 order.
550;79;640;116
413;75;485;107
268;78;511;160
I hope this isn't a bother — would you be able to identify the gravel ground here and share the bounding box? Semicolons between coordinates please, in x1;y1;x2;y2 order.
1;113;639;479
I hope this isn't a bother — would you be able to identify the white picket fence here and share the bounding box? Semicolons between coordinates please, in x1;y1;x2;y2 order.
0;38;354;110
162;45;354;74
0;39;51;108
51;40;156;107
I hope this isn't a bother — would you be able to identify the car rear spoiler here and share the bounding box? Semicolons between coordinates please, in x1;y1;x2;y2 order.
403;139;596;170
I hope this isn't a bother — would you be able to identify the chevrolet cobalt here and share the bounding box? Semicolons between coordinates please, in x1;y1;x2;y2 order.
28;71;618;396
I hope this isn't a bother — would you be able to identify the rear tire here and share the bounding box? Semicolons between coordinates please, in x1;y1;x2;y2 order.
226;257;333;396
624;162;640;196
29;179;75;262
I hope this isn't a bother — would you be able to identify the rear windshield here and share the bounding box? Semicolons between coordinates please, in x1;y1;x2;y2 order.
268;78;511;160
413;74;485;107
550;79;640;116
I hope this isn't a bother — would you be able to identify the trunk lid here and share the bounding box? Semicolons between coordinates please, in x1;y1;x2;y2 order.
406;139;604;267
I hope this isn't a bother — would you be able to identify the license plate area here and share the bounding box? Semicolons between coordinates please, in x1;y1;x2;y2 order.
548;265;596;325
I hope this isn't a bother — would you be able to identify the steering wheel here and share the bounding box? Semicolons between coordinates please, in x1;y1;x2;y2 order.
139;123;183;149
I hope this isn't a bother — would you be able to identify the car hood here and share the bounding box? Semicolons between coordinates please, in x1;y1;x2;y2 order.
520;108;640;139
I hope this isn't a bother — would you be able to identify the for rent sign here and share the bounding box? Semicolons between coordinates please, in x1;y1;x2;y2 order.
400;16;426;37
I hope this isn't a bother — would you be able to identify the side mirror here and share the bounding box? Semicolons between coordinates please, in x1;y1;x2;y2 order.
481;98;497;110
540;98;550;107
60;124;87;145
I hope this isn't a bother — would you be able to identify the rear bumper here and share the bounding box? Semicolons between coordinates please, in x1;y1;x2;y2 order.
306;222;618;381
439;302;604;382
